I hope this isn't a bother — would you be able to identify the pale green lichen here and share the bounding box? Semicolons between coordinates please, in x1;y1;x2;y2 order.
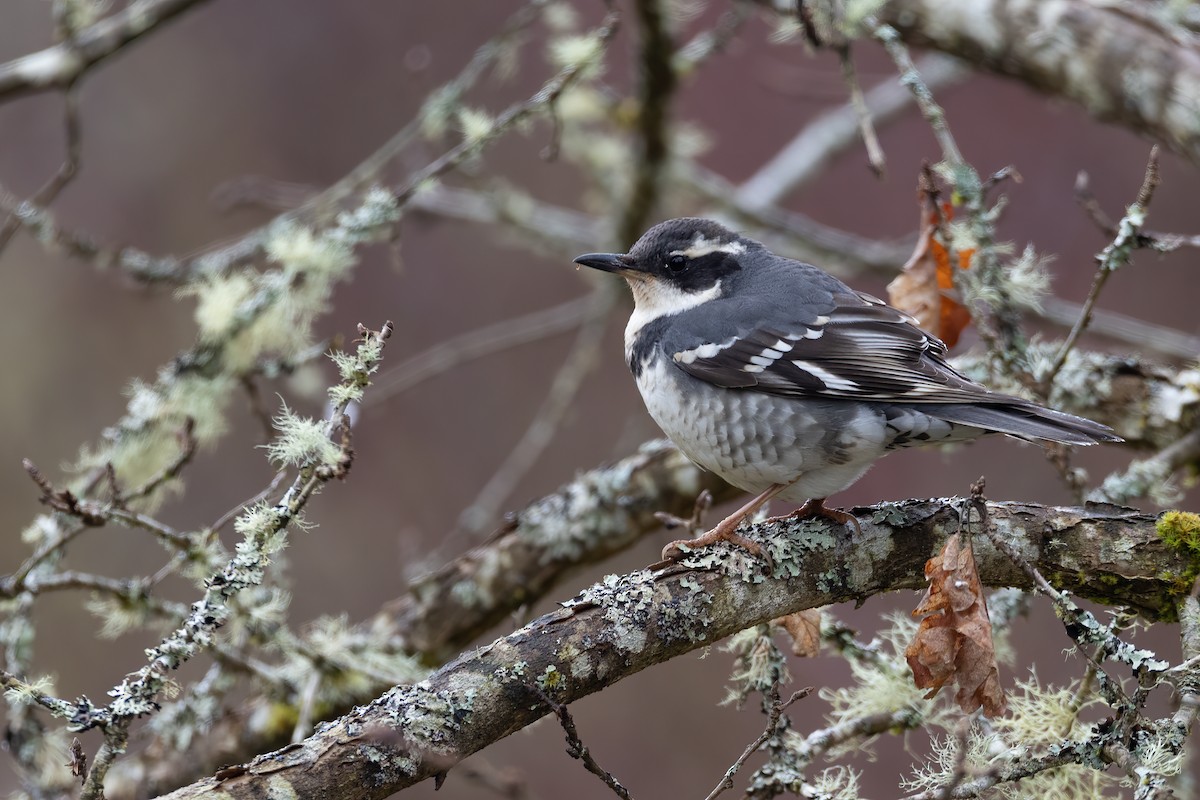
537;665;564;692
263;405;340;469
380;683;477;775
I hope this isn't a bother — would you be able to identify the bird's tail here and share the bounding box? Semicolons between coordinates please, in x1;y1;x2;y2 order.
926;401;1122;446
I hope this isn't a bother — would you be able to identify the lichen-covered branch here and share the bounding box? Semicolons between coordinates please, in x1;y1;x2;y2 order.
953;348;1200;453
158;500;1194;800
106;439;739;797
871;0;1200;166
0;0;211;101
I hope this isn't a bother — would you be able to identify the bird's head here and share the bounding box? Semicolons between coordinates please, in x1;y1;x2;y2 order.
573;218;756;315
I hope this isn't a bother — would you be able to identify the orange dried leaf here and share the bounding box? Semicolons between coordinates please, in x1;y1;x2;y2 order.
887;198;972;347
905;533;1007;717
776;609;822;657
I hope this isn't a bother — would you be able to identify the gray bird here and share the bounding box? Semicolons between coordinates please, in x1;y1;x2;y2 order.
574;218;1120;563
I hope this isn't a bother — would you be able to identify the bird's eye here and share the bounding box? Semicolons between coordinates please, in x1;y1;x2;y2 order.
666;254;688;272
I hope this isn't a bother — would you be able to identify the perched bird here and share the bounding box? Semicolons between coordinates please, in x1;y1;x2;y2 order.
574;218;1120;563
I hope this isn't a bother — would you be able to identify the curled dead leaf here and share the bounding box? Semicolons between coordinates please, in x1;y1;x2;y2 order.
905;533;1007;717
776;609;822;657
887;189;973;348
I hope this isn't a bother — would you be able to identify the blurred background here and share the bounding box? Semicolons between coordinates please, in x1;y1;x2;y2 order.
0;1;1196;797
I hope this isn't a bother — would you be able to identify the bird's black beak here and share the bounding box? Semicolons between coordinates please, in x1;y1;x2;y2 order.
573;252;629;273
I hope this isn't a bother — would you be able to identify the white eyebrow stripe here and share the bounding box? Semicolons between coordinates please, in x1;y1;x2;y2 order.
791;360;859;392
668;233;746;260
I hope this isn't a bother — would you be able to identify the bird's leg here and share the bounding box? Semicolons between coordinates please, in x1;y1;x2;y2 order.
773;497;862;535
659;483;789;564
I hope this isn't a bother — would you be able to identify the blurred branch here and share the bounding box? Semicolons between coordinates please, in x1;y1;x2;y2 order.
394;9;621;208
954;348;1200;452
0;0;211;101
0;86;81;258
410;182;1200;360
368;293;601;405
1089;428;1200;506
617;0;678;247
0;0;558;284
158;500;1190;800
736;53;966;209
454;287;617;537
871;0;1200;166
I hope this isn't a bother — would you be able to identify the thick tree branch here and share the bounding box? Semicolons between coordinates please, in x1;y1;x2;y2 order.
106;440;740;798
873;0;1200;165
158;500;1192;800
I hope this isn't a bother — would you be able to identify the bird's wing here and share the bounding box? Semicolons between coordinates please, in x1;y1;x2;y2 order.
671;290;998;404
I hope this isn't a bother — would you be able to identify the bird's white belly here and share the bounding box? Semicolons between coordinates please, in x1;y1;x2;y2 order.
633;359;888;500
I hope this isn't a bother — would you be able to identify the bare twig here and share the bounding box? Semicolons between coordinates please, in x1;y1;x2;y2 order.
836;44;886;177
545;696;635;800
0;87;82;257
704;685;811;800
0;0;558;284
394;10;621;210
367;293;600;406
736;53;966;208
1043;147;1160;390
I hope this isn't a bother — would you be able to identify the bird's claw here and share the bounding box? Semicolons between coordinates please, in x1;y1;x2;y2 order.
653;528;774;574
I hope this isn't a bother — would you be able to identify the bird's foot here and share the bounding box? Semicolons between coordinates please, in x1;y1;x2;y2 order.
653;489;714;538
774;497;861;535
659;522;766;565
651;484;786;571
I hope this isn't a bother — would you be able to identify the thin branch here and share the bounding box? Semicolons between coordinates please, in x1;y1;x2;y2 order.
0;86;82;257
394;10;621;209
367;293;599;407
0;0;212;101
837;44;885;177
736;53;966;208
544;695;635;800
1089;428;1200;506
0;0;558;284
455;288;615;537
1042;147;1160;389
704;685;812;800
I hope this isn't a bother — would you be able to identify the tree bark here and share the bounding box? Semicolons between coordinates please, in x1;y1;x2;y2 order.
156;500;1191;800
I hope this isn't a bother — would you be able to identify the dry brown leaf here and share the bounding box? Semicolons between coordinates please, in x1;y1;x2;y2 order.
776;609;822;657
905;533;1007;717
887;195;973;348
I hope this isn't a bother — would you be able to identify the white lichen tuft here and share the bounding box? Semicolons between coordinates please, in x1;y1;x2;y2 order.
3;675;57;708
807;765;863;800
821;613;938;734
543;1;579;31
547;33;605;76
186;273;255;340
263;404;340;469
1004;244;1052;310
721;625;790;706
457;107;495;146
266;222;354;280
